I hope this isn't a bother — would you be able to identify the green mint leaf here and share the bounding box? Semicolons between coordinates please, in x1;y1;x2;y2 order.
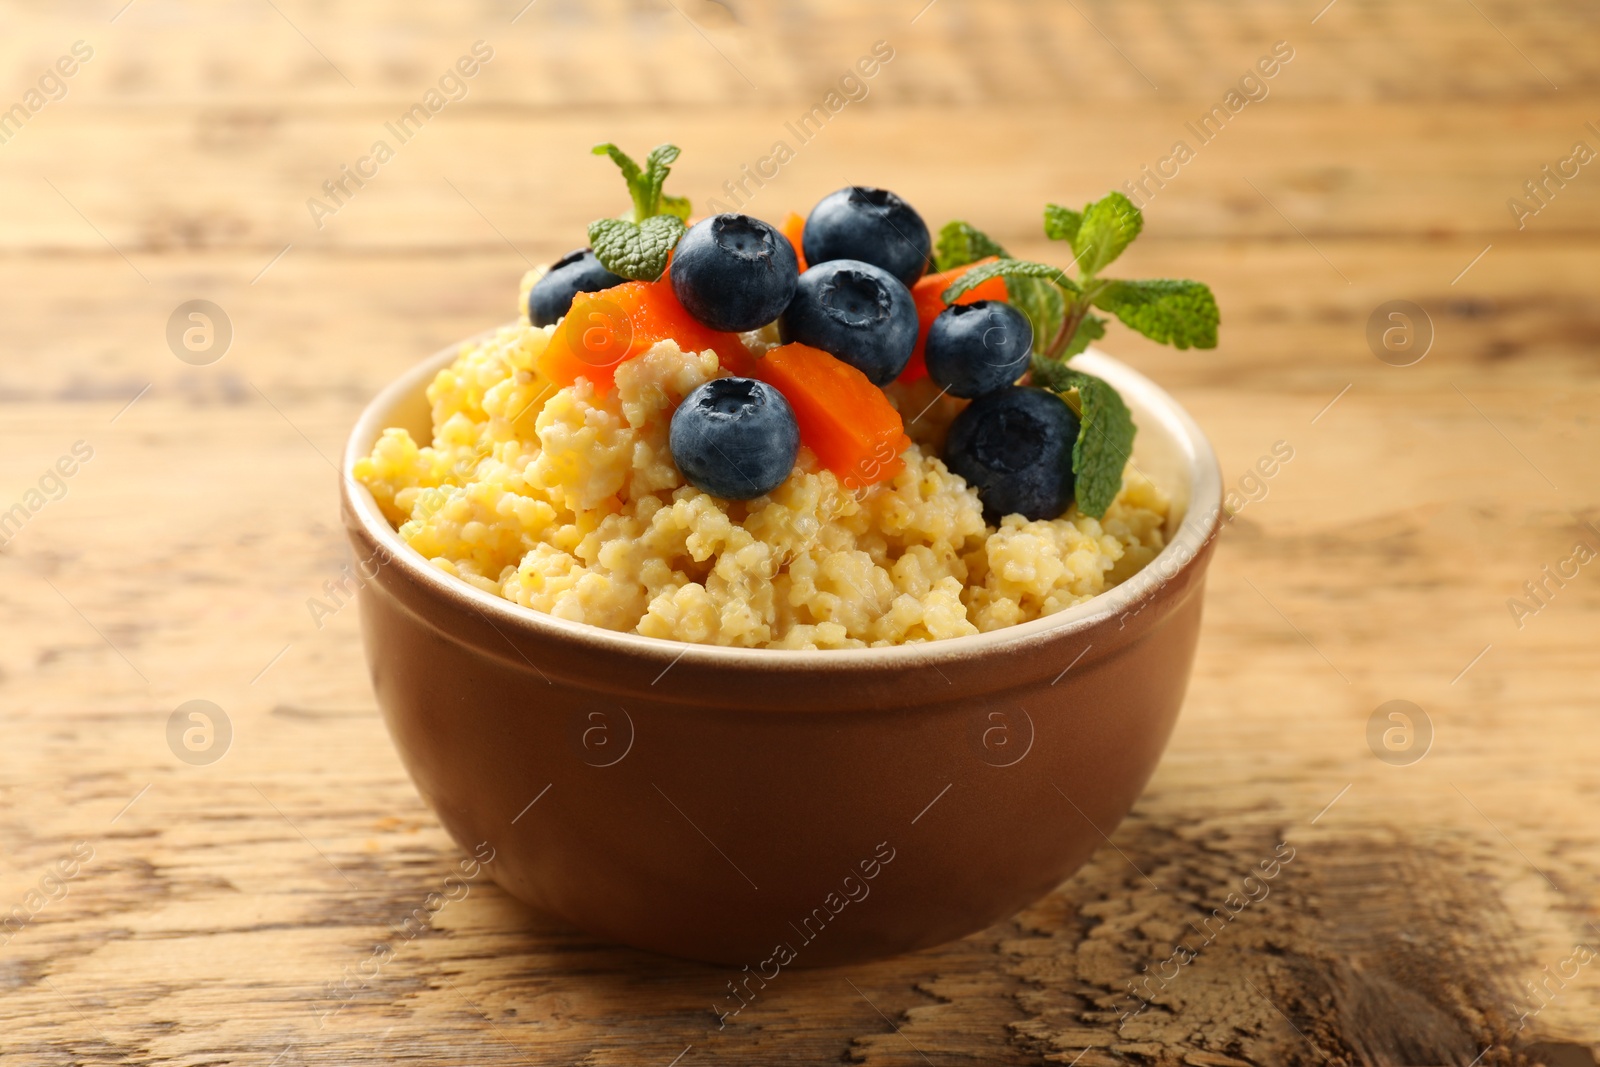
1071;192;1143;278
1068;371;1136;519
942;258;1079;303
587;214;685;281
1038;368;1136;519
592;142;642;183
659;194;692;222
1092;278;1219;349
1043;203;1082;244
592;142;652;222
1058;311;1106;360
1006;276;1067;357
593;141;687;222
640;144;682;219
932;220;1008;272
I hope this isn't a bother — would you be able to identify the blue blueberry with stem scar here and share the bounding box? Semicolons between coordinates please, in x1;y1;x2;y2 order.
669;377;801;500
802;186;931;287
670;213;800;332
778;259;918;385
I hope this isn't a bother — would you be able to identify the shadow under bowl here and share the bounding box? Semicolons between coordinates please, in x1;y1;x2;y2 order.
341;340;1222;967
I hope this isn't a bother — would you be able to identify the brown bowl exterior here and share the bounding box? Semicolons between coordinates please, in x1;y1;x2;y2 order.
342;341;1222;967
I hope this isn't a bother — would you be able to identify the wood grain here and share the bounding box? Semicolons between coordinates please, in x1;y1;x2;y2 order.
2;0;1598;1064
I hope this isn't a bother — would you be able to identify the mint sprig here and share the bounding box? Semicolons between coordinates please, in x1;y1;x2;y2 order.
932;193;1219;518
592;143;691;223
587;142;691;281
942;194;1216;362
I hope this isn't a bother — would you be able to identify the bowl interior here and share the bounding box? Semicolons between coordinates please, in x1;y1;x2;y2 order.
343;332;1222;664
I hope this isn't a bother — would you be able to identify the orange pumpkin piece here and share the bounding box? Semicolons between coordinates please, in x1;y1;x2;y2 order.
896;256;1010;384
779;212;808;273
751;343;909;489
537;278;754;391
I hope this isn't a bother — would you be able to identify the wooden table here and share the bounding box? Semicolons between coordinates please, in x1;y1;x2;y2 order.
2;0;1597;1063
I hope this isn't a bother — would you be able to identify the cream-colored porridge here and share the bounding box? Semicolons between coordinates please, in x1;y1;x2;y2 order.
354;281;1168;649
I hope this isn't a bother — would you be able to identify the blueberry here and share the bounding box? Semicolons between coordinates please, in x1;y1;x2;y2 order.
671;214;799;332
802;187;931;287
943;386;1080;523
778;259;917;385
528;249;625;327
669;377;801;500
925;301;1034;399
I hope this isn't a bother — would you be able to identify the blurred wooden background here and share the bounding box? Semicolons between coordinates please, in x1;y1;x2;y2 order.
1;0;1598;1063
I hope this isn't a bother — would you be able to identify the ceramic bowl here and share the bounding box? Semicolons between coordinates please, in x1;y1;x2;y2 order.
341;340;1222;967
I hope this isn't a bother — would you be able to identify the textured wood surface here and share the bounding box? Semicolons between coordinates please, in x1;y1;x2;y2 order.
2;1;1599;1064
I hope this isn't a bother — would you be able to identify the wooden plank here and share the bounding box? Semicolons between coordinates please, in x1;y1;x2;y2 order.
4;103;1600;256
5;0;1595;108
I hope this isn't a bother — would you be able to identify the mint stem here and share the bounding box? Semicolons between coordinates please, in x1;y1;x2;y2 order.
1043;279;1107;362
1046;299;1088;361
